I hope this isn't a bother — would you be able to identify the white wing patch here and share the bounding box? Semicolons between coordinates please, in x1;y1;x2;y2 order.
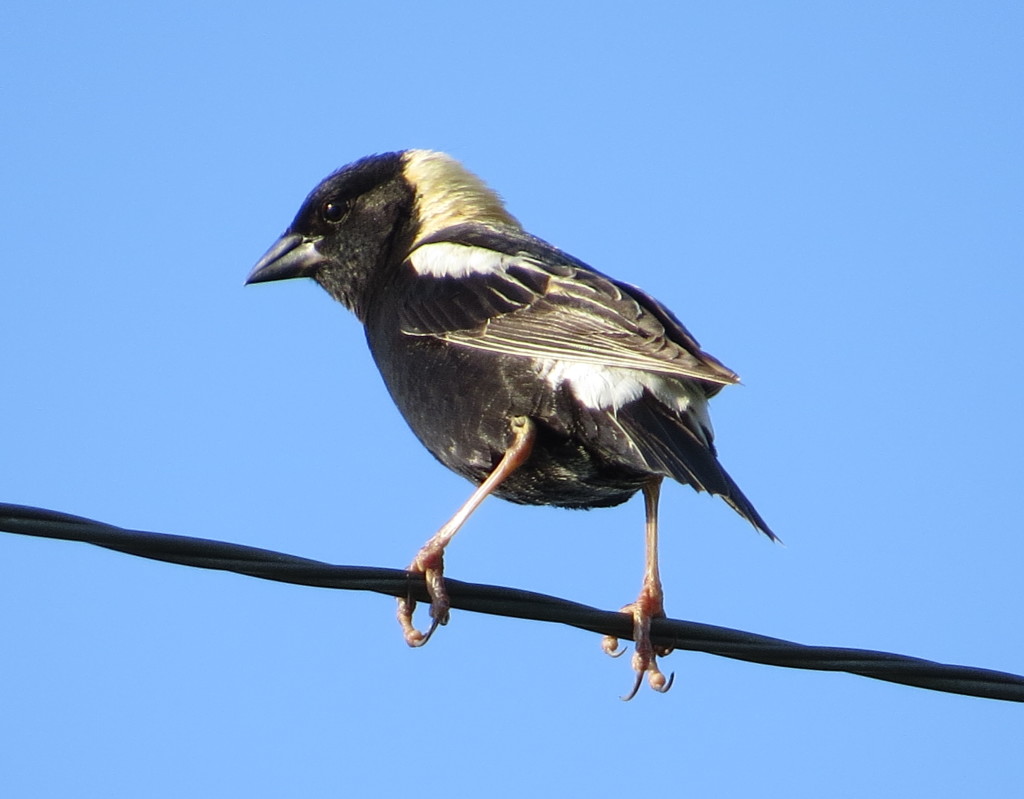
408;241;519;278
540;360;710;424
542;361;645;409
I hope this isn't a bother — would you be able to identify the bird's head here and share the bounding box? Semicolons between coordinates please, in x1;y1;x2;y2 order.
246;150;519;319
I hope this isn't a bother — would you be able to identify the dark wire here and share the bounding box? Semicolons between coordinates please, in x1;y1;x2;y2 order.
2;502;1021;702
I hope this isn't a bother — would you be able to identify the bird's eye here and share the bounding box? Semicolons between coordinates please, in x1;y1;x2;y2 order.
321;199;349;223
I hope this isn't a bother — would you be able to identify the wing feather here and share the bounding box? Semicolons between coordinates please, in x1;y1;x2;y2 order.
399;230;738;387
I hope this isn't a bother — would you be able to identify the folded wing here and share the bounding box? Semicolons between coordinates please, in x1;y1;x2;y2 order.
400;225;739;392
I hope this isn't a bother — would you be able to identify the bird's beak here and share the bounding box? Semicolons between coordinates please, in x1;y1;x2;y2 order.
246;233;326;285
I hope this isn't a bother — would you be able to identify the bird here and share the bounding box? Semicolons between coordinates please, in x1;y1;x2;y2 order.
246;150;776;698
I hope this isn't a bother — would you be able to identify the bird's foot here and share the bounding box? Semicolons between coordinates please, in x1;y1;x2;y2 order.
396;544;449;647
603;587;675;700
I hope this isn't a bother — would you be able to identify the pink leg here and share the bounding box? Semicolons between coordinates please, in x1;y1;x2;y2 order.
397;416;537;647
601;478;675;699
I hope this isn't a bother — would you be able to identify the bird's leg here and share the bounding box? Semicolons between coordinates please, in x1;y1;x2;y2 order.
398;415;537;647
601;478;675;699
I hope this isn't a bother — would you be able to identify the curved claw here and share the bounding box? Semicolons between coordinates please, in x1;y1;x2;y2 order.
397;597;443;648
651;670;675;694
620;665;675;700
601;635;627;658
404;616;441;648
621;669;645;702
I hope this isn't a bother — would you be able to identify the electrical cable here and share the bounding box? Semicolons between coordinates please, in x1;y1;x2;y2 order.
2;502;1021;702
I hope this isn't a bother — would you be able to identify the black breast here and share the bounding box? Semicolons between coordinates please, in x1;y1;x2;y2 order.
363;313;649;509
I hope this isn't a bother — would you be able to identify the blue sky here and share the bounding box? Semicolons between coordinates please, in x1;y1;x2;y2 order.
2;2;1022;796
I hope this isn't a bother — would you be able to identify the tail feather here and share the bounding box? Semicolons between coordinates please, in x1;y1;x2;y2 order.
716;465;779;542
617;399;778;542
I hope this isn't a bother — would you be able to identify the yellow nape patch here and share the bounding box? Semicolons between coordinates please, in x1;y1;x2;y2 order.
402;150;521;242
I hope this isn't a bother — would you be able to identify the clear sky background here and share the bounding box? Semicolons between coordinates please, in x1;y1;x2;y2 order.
2;2;1022;796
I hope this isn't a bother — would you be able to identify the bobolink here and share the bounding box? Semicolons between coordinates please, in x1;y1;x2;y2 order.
247;150;776;697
